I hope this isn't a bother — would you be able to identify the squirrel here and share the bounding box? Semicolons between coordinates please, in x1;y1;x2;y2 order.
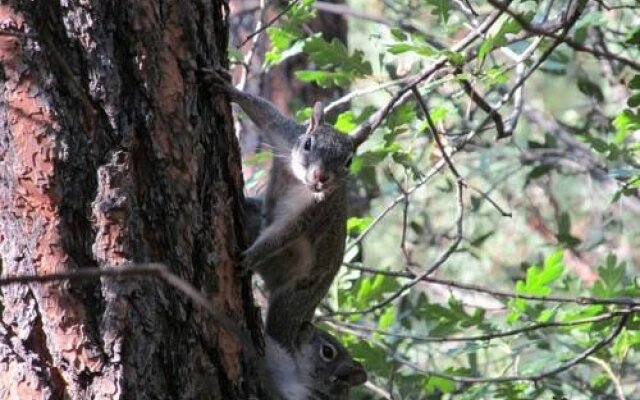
263;322;367;400
207;68;358;351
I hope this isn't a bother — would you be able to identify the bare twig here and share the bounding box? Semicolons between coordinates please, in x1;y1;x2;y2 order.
411;87;461;177
412;87;512;217
486;0;640;71
329;313;630;383
456;69;508;139
364;381;393;400
237;0;302;48
351;3;513;147
0;264;255;354
238;0;268;90
326;309;632;343
344;263;640;307
588;356;627;400
332;181;465;317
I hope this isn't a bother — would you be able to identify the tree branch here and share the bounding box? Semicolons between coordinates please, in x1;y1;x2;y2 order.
345;263;640;307
486;0;640;71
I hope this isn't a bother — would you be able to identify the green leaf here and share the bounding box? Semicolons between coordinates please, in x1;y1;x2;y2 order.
265;27;301;65
424;376;456;394
354;274;401;307
592;254;626;298
294;106;313;123
591;373;611;392
540;47;570;74
295;70;352;88
333;106;376;133
577;76;604;102
524;165;552;186
385;102;417;130
479;17;522;60
334;111;358;133
628;93;640;108
378;307;396;330
344;340;391;376
628;27;640;46
484;66;509;84
300;36;372;85
444;50;465;66
387;42;436;57
346;216;374;235
392;151;422;179
516;250;564;296
469;231;494;248
582;134;610;153
556;212;581;248
613;109;640;142
426;0;451;24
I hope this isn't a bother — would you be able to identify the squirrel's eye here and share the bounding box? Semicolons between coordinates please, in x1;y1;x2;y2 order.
303;138;312;151
320;344;336;361
345;156;353;168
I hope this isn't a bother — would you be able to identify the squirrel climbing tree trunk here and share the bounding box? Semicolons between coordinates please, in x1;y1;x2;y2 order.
0;1;261;399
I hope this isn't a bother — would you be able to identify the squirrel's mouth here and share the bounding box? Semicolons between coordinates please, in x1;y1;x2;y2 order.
308;182;330;193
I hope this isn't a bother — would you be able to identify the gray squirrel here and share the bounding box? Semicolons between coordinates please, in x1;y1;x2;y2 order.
208;69;362;351
263;322;367;400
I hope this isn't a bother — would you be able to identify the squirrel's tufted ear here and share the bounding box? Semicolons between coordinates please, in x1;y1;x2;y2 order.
306;102;325;134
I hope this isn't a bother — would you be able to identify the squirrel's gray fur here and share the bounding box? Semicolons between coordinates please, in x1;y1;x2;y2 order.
263;323;367;400
212;71;354;350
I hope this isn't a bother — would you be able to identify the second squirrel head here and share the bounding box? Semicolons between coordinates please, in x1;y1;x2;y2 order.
297;323;367;398
291;102;354;197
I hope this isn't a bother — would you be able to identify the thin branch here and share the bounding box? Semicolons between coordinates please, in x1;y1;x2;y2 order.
588;356;627;400
345;158;446;253
0;264;256;357
411;87;461;177
465;183;512;217
329;314;630;383
324;76;415;114
351;3;513;146
404;315;629;383
363;381;393;400
237;0;301;48
412;87;512;217
386;168;415;265
332;181;464;317
326;309;632;343
455;69;508;139
237;0;268;90
486;0;640;71
344;263;640;307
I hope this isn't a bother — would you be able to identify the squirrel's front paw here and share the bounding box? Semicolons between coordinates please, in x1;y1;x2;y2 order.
201;66;233;90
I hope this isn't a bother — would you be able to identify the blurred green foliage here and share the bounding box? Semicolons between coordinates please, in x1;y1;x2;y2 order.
251;0;640;398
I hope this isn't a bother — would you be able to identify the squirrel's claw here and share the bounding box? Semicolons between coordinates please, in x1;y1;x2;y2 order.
201;66;233;91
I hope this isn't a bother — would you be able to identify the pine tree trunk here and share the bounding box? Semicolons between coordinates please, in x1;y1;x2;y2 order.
0;1;260;399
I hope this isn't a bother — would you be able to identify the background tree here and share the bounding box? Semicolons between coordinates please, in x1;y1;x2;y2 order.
0;1;261;399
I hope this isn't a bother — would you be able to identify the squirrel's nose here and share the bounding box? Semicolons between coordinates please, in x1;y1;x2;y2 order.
334;362;367;386
312;168;330;183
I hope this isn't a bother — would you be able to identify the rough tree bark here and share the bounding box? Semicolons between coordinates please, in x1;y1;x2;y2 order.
0;1;261;399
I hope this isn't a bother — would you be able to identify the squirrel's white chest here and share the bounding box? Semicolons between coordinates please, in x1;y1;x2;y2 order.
264;337;311;400
273;184;315;222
